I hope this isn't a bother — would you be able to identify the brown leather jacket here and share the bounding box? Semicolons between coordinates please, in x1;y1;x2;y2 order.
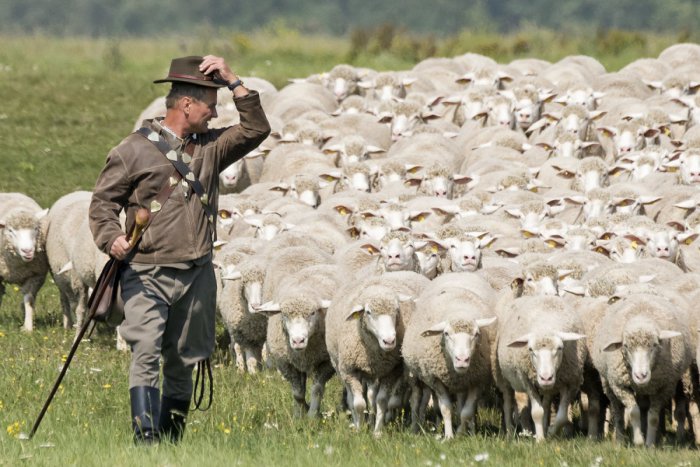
89;91;270;264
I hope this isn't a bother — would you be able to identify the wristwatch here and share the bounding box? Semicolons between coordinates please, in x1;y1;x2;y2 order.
227;79;244;91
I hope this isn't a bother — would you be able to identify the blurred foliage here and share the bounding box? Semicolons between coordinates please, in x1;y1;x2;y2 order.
2;0;700;38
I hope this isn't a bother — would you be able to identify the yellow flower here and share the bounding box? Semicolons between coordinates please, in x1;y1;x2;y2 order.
6;421;21;438
0;331;5;337
102;384;111;389
0;400;3;410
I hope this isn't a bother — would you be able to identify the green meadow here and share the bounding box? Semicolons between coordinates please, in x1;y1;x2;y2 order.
0;31;698;466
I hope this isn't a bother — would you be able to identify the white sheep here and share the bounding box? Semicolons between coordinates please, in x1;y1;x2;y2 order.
254;264;340;417
592;292;693;446
496;295;586;441
403;273;498;438
325;271;430;434
0;192;49;332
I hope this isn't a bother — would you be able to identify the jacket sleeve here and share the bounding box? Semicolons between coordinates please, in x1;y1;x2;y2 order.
89;147;131;256
215;90;271;170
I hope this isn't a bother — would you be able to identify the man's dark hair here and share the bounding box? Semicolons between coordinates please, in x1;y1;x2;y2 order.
165;83;212;109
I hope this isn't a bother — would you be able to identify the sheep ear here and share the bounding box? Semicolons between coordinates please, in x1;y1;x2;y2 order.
334;204;354;216
213;240;228;250
475;317;497;328
659;330;682;340
269;183;290;193
421;321;448;337
360;242;381;255
319;299;332;310
563;285;586;297
221;271;242;281
603;340;623;352
398;294;415;303
507;334;532;348
558;332;586;342
346;304;365;321
57;261;73;275
253;301;282;316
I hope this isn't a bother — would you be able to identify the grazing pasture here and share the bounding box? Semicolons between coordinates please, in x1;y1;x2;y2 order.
1;33;699;466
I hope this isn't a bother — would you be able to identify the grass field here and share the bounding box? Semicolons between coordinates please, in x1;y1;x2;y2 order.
1;32;699;466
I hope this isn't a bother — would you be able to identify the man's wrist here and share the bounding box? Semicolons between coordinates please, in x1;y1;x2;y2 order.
227;79;244;91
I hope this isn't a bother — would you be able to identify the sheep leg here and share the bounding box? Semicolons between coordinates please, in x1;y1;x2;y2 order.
58;290;73;329
457;388;480;435
542;394;553;435
688;400;700;445
232;340;245;373
501;387;516;435
115;326;129;352
674;393;688;443
308;362;335;419
21;274;45;332
526;389;546;442
280;363;308;417
409;382;423;433
625;404;644;446
433;382;454;439
587;392;601;440
419;388;432;424
366;381;378;426
344;375;366;429
373;383;390;436
245;347;261;374
646;400;663;447
548;390;572;437
21;292;35;332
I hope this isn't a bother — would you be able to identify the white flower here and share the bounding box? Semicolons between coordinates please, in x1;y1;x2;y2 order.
474;452;489;462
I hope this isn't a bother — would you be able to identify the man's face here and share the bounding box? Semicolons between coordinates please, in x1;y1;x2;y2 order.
186;88;218;133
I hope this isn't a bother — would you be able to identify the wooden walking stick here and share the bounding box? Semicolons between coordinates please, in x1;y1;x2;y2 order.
27;208;151;439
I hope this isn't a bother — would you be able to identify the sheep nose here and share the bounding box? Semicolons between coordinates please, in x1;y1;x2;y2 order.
292;337;306;347
455;355;470;365
435;190;447;197
634;371;648;380
383;337;396;347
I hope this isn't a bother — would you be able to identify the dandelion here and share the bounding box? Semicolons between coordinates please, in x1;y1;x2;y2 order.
6;421;21;438
102;384;111;389
0;331;5;337
0;400;3;410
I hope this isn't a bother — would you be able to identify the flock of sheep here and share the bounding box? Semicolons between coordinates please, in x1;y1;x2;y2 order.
5;42;700;446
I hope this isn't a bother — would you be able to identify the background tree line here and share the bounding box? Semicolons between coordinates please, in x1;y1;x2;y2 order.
2;0;700;38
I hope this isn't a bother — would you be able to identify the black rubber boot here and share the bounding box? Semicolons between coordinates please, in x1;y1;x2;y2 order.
158;396;190;444
130;386;160;445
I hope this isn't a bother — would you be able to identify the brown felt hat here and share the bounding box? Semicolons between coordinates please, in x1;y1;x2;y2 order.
153;55;225;88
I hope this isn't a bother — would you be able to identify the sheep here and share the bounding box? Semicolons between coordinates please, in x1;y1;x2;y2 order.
0;192;49;332
403;273;498;438
266;82;337;122
44;191;93;329
320;112;392;150
218;153;265;194
495;295;587;441
592;292;693;446
259;143;335;184
326;271;430;434
322;134;385;167
360;230;422;275
215;252;268;373
255;264;341;417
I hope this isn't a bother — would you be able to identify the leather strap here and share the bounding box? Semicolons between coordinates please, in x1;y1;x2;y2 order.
135;127;216;225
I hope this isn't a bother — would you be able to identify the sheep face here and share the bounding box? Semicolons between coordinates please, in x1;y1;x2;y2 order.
486;95;515;129
422;317;496;373
678;151;700;185
513;96;541;131
1;211;42;262
219;160;244;189
603;317;681;387
380;236;416;272
348;296;399;351
414;243;441;279
445;235;490;272
239;265;265;312
644;230;679;261
523;269;559;297
282;297;330;350
508;332;585;389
